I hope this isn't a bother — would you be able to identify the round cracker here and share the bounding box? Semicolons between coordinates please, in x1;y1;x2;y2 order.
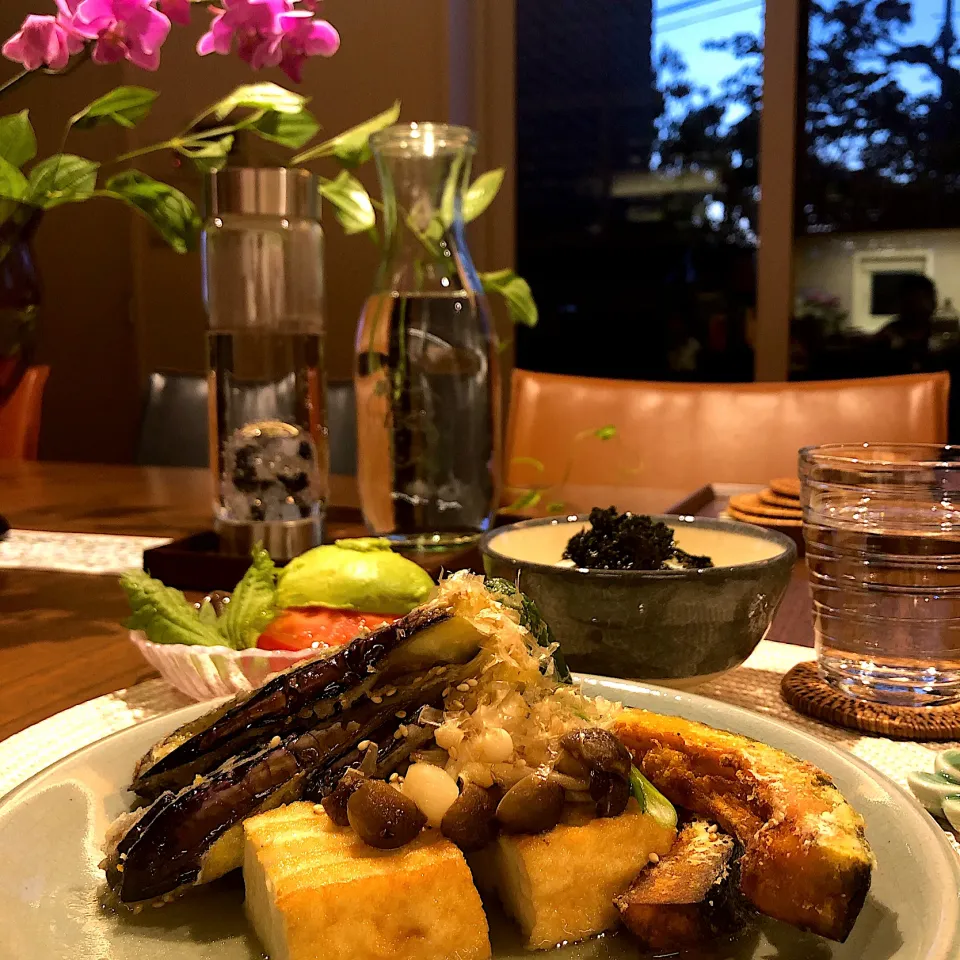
727;505;803;528
759;488;800;509
770;476;801;499
729;492;803;520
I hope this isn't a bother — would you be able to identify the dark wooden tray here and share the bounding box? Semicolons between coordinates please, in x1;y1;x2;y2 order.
141;506;532;592
668;483;805;556
142;504;370;592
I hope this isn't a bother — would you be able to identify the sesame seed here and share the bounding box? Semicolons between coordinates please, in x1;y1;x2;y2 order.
116;863;124;873
313;804;325;816
467;678;478;687
357;740;372;751
385;687;397;696
389;773;400;782
393;729;404;739
707;823;718;834
371;695;383;704
648;852;660;864
456;683;470;693
442;687;452;697
399;725;409;737
450;701;463;710
268;736;282;748
395;710;407;719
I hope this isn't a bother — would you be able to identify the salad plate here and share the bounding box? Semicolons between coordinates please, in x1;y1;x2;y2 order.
0;675;957;960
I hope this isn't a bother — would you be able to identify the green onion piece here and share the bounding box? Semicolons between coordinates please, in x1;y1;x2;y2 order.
629;765;678;829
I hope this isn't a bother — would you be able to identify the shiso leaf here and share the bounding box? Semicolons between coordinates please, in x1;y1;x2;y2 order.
218;544;278;650
121;570;224;647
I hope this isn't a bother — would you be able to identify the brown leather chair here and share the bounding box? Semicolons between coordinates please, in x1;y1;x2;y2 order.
0;365;49;460
505;370;949;492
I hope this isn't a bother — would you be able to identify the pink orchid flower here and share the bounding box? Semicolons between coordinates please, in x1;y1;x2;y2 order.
277;9;338;82
159;0;191;25
72;0;171;70
2;12;82;71
198;0;338;82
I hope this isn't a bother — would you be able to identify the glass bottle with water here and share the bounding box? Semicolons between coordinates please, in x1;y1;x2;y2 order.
203;168;327;560
355;124;501;550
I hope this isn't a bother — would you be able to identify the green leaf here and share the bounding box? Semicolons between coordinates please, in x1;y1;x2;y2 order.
71;87;158;130
505;489;541;512
464;168;504;223
319;170;376;235
480;269;539;328
251;108;320;149
0;157;28;201
0;111;37;168
28;154;99;208
179;134;235;173
293;100;401;166
594;425;617;441
105;170;201;254
120;570;225;648
212;82;307;120
218;544;278;650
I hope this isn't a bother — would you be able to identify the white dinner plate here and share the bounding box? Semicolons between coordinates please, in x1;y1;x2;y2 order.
0;676;958;960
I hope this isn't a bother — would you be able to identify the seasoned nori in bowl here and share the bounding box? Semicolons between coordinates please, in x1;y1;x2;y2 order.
563;506;714;571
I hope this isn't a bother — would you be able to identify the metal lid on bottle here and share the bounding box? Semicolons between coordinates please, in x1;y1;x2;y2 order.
205;167;318;219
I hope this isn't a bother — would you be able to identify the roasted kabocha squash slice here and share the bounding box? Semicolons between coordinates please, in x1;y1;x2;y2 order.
614;708;874;942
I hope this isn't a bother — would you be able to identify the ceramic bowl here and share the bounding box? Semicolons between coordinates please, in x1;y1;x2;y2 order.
480;514;796;687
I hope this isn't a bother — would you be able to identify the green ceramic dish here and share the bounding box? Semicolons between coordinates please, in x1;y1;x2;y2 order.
480;514;797;685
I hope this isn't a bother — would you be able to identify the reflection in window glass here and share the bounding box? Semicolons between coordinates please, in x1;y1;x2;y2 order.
793;0;960;439
515;0;764;383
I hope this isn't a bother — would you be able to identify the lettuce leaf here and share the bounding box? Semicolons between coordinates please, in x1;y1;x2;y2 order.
217;544;278;650
121;570;224;647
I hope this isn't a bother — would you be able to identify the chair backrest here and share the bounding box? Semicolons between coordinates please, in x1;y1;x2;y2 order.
136;372;358;475
0;365;49;460
137;372;209;468
506;370;950;491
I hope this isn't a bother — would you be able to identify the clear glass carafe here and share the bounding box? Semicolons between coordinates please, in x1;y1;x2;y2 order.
355;124;501;550
203;167;327;560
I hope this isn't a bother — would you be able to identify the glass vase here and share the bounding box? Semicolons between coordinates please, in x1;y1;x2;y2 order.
202;168;328;561
355;123;502;551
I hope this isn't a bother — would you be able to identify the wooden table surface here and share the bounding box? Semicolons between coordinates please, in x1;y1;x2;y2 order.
0;461;812;742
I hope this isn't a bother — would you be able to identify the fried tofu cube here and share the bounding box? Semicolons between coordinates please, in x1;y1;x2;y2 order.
471;800;676;950
243;802;491;960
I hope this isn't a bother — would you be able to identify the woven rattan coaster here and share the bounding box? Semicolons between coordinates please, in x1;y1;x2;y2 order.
782;661;960;740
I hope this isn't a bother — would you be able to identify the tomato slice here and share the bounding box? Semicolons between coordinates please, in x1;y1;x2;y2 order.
256;607;402;652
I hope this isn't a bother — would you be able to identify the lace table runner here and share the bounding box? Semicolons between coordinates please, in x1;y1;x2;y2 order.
0;529;171;575
1;639;956;853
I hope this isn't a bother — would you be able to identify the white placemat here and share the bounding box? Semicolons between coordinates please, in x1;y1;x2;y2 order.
0;640;956;853
0;529;171;575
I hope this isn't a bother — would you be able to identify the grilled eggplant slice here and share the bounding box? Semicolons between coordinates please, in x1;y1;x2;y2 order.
132;605;482;798
106;667;471;905
615;819;749;950
614;709;874;942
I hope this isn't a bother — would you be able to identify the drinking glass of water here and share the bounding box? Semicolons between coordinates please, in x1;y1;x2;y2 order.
801;443;960;706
